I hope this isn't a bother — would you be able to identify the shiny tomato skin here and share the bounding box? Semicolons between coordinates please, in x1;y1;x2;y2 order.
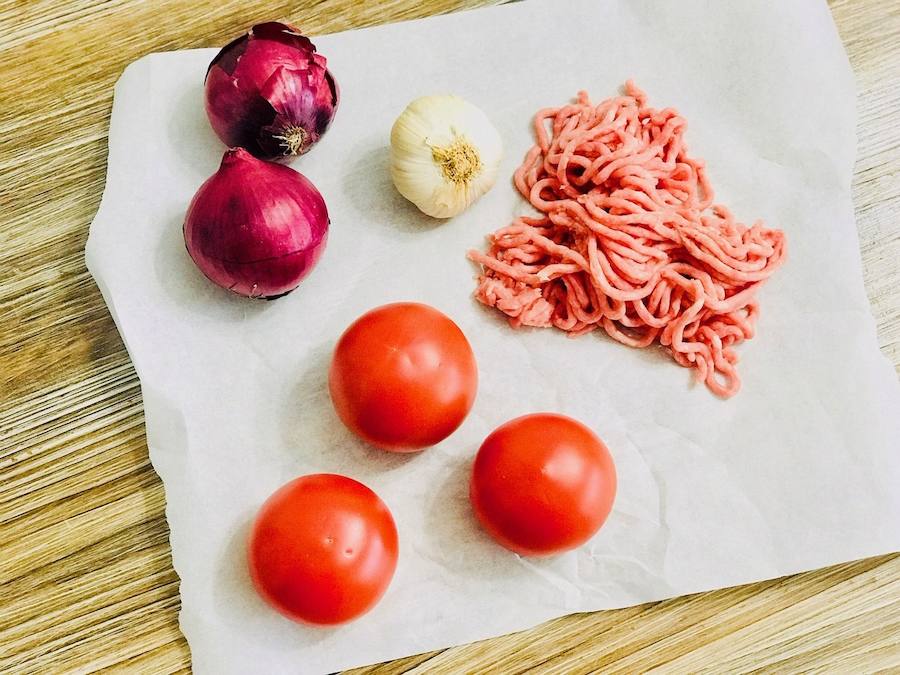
248;474;399;625
470;413;617;556
329;302;478;452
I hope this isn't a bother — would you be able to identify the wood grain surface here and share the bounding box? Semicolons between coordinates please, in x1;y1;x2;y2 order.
1;0;898;672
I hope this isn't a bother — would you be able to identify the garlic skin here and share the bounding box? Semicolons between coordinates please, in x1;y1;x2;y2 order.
390;95;503;218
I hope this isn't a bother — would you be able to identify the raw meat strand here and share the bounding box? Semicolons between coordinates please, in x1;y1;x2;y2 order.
467;81;787;398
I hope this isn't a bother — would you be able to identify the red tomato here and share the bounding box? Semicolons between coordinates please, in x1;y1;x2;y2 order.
470;413;617;556
329;302;478;452
248;474;398;625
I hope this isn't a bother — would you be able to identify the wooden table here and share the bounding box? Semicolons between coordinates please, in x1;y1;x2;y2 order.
1;1;898;672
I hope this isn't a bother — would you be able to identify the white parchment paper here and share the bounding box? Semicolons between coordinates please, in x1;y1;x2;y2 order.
86;1;900;672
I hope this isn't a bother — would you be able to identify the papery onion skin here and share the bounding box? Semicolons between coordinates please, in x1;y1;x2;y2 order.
184;148;329;299
205;22;339;162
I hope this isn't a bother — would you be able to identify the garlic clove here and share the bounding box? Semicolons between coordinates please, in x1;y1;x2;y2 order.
390;95;503;219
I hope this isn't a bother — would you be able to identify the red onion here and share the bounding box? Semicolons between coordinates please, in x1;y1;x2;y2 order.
205;22;339;162
184;148;329;299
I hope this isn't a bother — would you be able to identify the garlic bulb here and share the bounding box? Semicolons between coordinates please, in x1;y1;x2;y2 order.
390;95;503;218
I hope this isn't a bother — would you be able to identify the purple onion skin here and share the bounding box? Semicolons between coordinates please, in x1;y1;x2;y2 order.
184;148;329;299
204;22;339;162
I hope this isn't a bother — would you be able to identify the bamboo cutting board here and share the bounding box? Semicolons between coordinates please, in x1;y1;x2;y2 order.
1;1;898;672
